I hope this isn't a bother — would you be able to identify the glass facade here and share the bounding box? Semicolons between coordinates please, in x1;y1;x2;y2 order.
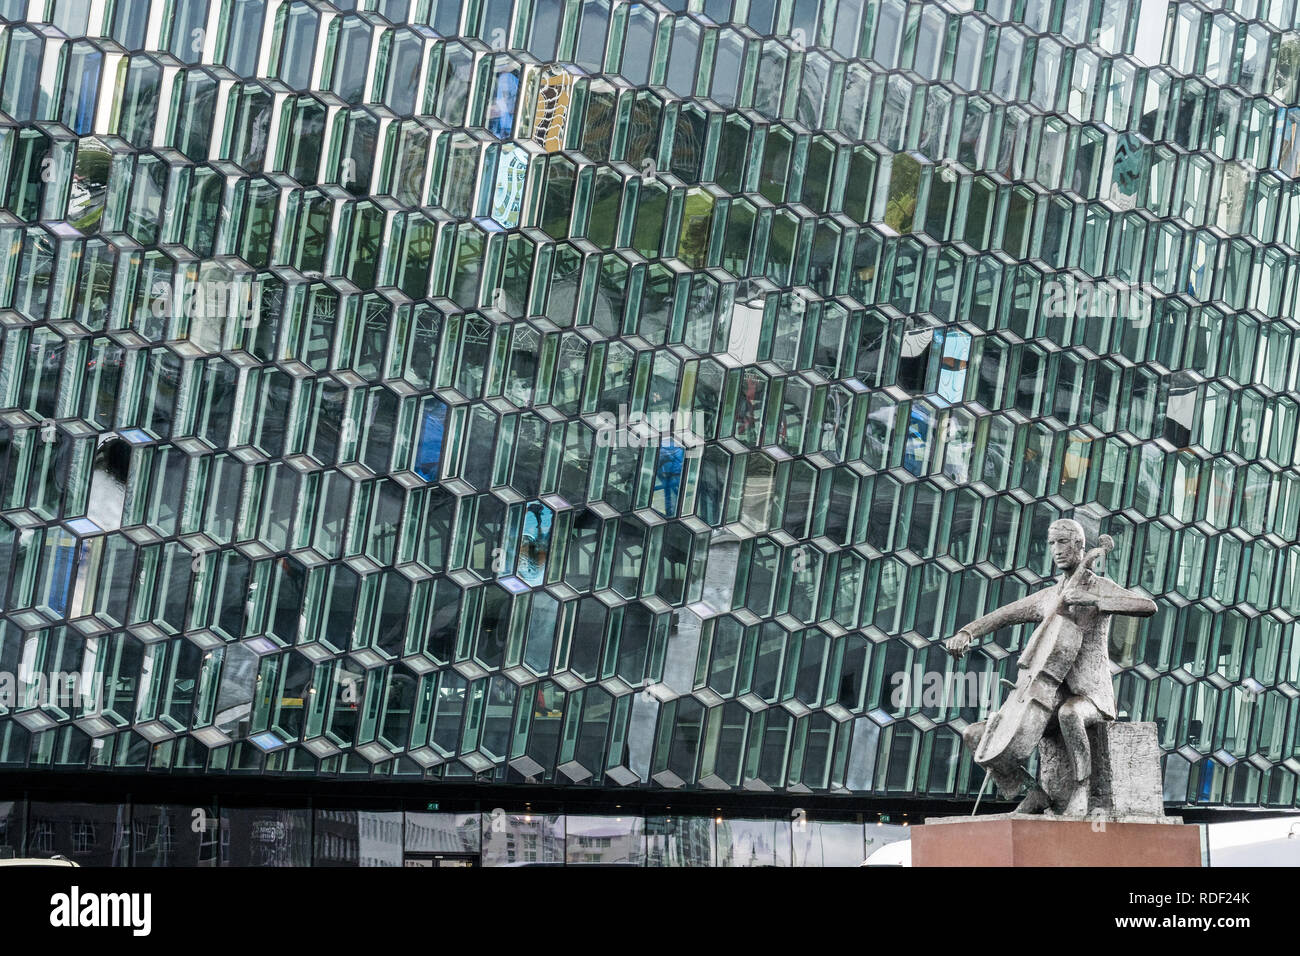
0;0;1297;817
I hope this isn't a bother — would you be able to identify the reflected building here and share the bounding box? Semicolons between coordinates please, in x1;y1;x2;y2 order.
717;818;792;867
645;815;715;867
404;811;483;857
314;810;403;867
564;815;645;865
481;813;566;866
23;801;129;867
132;803;219;867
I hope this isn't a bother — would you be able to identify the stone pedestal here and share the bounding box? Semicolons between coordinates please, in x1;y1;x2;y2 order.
1038;720;1165;816
912;814;1202;867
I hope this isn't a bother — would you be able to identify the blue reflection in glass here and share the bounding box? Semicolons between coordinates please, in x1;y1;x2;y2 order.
935;328;970;404
488;69;519;139
655;440;686;515
517;502;553;586
415;400;448;481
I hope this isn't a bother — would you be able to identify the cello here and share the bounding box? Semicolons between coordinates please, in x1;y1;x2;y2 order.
973;534;1115;782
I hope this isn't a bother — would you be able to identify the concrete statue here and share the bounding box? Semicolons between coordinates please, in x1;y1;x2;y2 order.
944;518;1159;818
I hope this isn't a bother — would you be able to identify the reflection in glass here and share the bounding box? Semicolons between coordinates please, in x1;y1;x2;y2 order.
645;815;714;867
405;812;482;854
314;810;403;866
564;814;644;865
220;807;311;867
133;803;219;867
792;820;866;867
27;801;129;866
716;818;791;867
480;813;564;866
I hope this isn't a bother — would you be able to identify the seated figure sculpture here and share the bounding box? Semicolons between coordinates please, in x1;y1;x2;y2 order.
944;519;1157;816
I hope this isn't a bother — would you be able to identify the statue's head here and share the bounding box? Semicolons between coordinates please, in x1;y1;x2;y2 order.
1047;518;1086;572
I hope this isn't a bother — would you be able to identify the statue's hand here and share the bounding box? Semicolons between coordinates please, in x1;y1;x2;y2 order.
944;629;973;659
1061;584;1099;608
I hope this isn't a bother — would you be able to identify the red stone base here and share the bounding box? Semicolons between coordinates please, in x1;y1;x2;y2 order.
912;815;1202;867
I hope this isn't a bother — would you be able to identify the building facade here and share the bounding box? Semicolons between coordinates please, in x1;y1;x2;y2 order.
0;0;1299;863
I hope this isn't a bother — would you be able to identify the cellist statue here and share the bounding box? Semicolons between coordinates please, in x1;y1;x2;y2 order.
944;518;1157;816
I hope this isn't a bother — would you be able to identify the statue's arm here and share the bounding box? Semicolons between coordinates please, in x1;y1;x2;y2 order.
1081;576;1157;617
957;592;1045;641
